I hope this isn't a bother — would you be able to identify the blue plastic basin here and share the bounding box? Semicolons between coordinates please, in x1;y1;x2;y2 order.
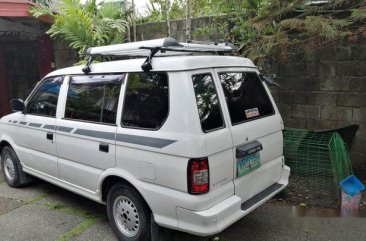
340;175;365;197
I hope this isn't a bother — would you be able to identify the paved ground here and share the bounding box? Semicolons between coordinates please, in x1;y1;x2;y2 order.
1;167;366;241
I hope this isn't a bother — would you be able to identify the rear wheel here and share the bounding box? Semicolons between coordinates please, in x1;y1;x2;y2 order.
1;146;22;187
107;184;151;241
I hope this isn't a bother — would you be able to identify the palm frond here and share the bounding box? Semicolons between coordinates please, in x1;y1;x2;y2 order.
30;0;129;56
278;19;305;31
351;6;366;20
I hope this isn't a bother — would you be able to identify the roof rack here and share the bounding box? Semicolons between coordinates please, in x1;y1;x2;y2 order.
82;37;235;74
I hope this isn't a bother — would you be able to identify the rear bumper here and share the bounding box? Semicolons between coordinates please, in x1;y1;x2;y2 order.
176;165;290;236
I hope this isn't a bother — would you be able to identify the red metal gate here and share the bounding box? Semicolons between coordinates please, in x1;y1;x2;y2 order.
38;35;55;78
0;47;10;117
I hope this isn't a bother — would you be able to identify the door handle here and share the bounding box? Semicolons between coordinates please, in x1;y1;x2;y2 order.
236;140;262;159
99;143;109;153
47;132;53;141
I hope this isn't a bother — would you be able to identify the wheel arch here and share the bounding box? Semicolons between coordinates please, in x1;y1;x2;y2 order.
100;174;152;213
0;140;11;153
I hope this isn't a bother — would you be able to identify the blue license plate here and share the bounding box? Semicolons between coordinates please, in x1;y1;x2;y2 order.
237;153;261;177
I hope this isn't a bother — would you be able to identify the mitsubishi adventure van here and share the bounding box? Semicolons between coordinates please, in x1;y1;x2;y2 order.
0;38;290;241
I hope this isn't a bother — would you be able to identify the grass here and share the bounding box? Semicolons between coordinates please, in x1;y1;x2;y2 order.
0;182;103;241
43;202;104;241
26;192;50;205
43;202;101;219
0;191;50;216
56;217;98;241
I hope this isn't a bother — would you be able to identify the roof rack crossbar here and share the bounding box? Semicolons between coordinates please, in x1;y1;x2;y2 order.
139;46;230;54
141;47;159;72
82;55;95;74
83;38;236;73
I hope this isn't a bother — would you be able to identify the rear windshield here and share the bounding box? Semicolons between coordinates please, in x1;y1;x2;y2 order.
192;73;225;132
219;72;274;125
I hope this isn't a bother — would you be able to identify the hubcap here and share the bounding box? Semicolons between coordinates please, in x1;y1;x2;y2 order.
4;155;15;181
113;196;140;237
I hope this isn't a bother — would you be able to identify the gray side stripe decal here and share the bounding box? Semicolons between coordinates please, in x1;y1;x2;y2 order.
74;129;115;140
9;120;176;148
29;123;42;128
43;125;56;130
58;126;73;133
116;133;176;148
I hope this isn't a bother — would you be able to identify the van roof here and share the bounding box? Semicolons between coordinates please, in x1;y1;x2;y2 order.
46;55;256;77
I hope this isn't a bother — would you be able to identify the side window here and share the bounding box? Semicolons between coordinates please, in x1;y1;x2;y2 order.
219;72;274;125
192;74;224;132
122;73;169;130
65;75;123;124
26;76;63;117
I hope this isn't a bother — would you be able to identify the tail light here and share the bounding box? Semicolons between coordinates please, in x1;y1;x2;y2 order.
188;158;209;194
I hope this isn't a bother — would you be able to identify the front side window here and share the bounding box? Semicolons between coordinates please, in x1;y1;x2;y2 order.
122;73;169;130
219;72;274;125
26;76;63;117
65;75;123;124
192;74;224;132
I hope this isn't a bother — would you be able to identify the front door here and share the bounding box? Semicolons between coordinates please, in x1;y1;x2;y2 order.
17;76;64;178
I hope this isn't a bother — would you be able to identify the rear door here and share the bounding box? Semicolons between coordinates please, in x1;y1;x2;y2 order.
190;70;235;206
213;68;284;202
56;74;124;191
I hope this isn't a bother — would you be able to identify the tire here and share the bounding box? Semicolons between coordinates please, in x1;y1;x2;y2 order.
107;184;151;241
1;146;22;187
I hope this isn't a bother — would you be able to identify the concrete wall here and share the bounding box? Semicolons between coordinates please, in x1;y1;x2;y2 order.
268;32;366;165
54;40;77;69
134;16;227;42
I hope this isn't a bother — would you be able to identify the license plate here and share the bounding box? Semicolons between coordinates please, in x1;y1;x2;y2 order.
237;153;261;177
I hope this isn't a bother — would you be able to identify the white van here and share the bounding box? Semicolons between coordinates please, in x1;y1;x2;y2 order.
0;38;290;241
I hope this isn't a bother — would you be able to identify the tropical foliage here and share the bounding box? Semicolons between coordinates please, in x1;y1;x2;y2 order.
139;0;186;23
31;0;366;69
174;0;366;68
30;0;130;55
233;0;366;68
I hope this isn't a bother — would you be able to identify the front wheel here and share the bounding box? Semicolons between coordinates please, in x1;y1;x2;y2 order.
1;146;22;187
107;184;151;241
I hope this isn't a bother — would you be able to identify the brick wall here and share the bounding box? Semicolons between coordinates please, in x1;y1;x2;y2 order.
268;33;366;165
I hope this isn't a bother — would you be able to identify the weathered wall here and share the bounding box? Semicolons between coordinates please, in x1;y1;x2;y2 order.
134;16;227;42
268;32;366;166
54;40;77;69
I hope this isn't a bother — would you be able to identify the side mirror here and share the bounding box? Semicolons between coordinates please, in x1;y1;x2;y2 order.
9;99;25;112
260;74;280;87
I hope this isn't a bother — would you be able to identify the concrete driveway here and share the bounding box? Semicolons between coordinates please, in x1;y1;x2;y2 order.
1;167;366;241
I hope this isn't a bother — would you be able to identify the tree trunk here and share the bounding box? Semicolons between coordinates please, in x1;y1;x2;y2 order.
186;0;191;42
166;0;171;37
131;0;137;41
